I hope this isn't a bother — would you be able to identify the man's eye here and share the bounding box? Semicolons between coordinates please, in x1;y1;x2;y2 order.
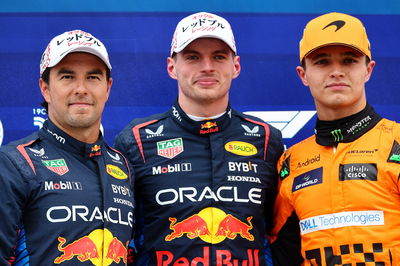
343;58;357;64
215;55;227;60
186;55;199;60
88;75;101;80
314;59;328;65
61;75;73;79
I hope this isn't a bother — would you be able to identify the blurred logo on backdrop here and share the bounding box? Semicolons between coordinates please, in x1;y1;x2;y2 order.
244;111;316;139
33;107;47;129
0;120;3;146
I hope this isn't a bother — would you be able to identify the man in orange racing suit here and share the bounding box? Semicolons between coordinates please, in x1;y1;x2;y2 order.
269;12;400;265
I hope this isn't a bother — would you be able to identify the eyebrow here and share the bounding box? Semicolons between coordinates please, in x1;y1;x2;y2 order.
311;51;361;61
56;68;104;76
181;49;231;55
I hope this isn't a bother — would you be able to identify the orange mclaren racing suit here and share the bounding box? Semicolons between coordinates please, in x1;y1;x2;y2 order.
269;107;400;265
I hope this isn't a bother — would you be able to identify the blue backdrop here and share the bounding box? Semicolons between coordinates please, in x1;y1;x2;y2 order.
1;0;399;148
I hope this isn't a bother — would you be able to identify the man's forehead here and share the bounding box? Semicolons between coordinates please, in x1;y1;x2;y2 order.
307;45;364;59
52;52;108;70
180;38;232;53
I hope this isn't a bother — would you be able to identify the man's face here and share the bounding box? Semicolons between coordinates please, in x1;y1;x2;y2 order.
297;45;375;120
40;52;112;135
167;38;240;109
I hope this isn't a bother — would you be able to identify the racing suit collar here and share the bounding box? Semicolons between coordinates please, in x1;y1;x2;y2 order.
170;100;233;136
315;103;382;146
39;119;106;158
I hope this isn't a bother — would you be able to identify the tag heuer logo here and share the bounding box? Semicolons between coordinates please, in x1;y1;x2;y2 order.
42;159;69;175
157;138;184;159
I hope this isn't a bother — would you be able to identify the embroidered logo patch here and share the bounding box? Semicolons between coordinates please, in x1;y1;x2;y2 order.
339;163;377;181
42;159;69;175
157;138;184;159
224;141;257;156
279;155;290;180
388;140;400;164
106;164;128;180
292;167;323;192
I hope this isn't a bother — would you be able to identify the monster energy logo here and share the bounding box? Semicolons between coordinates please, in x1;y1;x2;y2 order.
331;129;343;142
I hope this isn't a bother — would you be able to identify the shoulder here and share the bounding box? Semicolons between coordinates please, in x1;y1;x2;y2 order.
0;132;40;178
114;111;169;144
232;109;282;139
372;118;400;141
278;135;316;179
0;132;39;156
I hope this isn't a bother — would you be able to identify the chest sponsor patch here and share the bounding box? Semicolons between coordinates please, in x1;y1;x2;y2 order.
106;164;128;180
224;141;257;156
157;138;184;159
42;159;69;175
299;210;384;235
292;167;322;192
279;155;290;180
388;140;400;164
339;163;377;181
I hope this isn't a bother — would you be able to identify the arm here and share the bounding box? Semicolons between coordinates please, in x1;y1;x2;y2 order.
114;128;142;265
0;151;28;263
268;152;303;266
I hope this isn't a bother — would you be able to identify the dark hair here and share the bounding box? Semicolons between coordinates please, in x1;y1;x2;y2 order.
39;65;111;111
40;68;51;111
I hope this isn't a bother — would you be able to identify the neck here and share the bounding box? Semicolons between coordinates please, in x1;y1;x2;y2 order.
314;103;382;146
178;97;229;117
49;118;100;144
315;99;367;121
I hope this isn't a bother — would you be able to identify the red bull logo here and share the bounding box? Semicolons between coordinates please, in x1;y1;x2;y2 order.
165;214;211;241
165;207;254;244
201;121;217;129
91;145;101;152
106;237;127;264
200;121;219;134
215;214;254;241
157;247;260;266
89;145;101;157
54;229;128;265
54;236;99;264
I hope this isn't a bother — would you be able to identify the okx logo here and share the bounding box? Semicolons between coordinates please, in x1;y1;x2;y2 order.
330;129;343;142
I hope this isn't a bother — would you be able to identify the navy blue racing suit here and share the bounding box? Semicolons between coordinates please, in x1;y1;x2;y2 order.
114;101;284;265
0;119;134;265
